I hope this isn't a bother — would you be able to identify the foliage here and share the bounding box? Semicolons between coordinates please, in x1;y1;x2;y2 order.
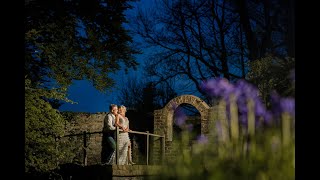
151;78;294;180
60;111;78;122
246;56;295;106
56;136;84;166
25;0;140;91
25;79;74;173
152;130;294;180
25;0;140;174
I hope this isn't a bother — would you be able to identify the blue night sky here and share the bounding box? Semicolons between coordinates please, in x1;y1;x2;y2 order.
59;0;155;113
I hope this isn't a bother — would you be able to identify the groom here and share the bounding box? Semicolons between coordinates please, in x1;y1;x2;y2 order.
101;104;118;164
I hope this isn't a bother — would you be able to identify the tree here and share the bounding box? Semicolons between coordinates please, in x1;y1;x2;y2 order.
25;79;73;173
117;76;177;112
117;76;145;110
230;0;295;61
25;0;140;91
134;0;244;97
131;0;294;100
117;76;177;131
246;56;295;107
25;0;140;174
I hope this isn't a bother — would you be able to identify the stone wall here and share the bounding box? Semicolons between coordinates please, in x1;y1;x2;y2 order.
62;112;106;165
62;112;142;165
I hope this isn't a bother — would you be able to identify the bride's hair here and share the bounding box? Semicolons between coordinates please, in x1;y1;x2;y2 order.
120;105;127;113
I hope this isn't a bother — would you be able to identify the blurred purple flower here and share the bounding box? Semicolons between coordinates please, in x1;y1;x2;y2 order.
202;78;273;125
236;82;269;125
237;97;248;114
218;78;235;96
254;99;271;122
239;113;248;126
201;78;235;99
263;111;273;124
200;79;217;96
196;134;208;144
270;91;295;117
235;80;259;99
280;98;295;116
202;78;259;101
174;107;187;127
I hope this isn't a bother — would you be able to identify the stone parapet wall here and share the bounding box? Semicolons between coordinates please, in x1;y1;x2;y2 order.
62;112;107;165
62;112;142;165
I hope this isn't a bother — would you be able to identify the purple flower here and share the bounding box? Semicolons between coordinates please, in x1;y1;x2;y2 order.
174;107;187;127
270;91;295;117
237;97;248;113
239;113;248;126
254;100;265;116
202;78;275;125
235;80;259;99
200;79;217;96
218;78;235;96
196;134;208;144
263;111;273;124
201;78;235;99
280;98;295;116
241;80;266;119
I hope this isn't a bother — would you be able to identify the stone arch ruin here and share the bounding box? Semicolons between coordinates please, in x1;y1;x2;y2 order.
154;95;210;141
152;95;218;163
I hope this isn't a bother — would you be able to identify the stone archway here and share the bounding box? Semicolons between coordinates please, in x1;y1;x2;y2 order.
154;95;210;141
151;95;221;163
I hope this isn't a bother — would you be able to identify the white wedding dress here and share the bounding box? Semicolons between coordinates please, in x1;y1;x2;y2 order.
106;115;131;165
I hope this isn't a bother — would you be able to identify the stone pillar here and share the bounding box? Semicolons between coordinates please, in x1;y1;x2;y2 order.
151;109;164;164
